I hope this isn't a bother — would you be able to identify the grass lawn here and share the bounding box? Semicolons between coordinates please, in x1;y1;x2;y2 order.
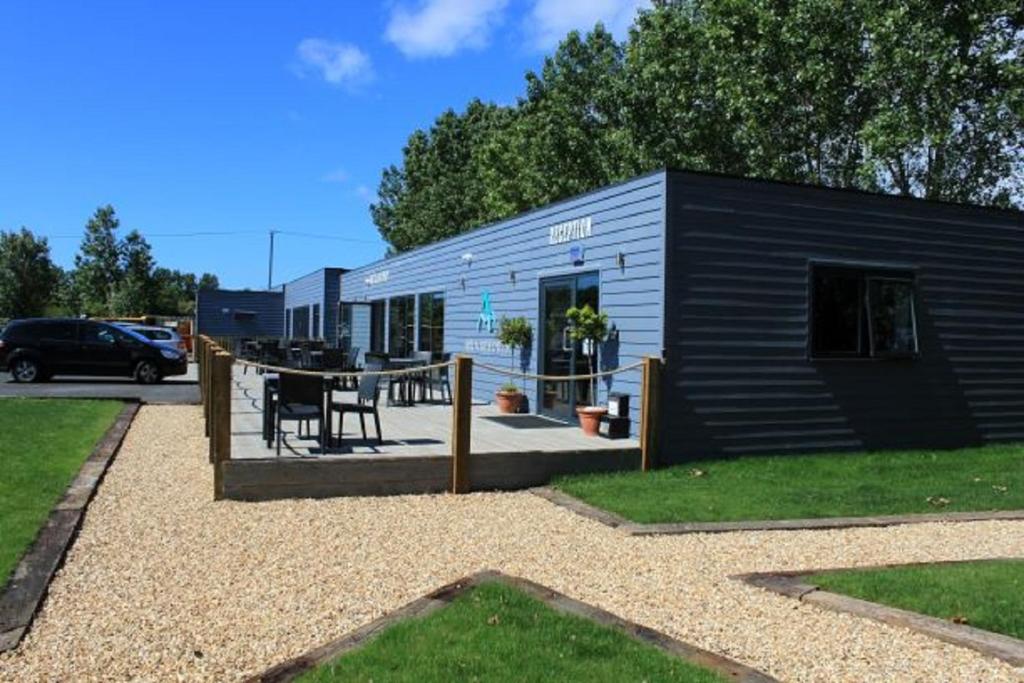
0;398;122;584
299;581;728;682
554;443;1024;524
810;560;1024;639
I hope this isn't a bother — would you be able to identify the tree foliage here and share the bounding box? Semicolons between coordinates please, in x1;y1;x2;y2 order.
373;0;1024;252
2;206;221;320
0;228;59;319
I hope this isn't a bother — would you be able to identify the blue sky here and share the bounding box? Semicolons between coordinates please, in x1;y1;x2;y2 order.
0;1;647;289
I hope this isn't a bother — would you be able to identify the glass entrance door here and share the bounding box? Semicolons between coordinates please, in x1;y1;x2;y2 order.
539;272;599;421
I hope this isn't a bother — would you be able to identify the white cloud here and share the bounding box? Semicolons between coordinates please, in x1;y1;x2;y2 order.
321;168;351;184
294;39;373;86
355;184;373;201
385;0;509;58
527;0;650;50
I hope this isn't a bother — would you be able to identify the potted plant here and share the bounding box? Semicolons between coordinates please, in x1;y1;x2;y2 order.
494;316;533;413
566;304;609;436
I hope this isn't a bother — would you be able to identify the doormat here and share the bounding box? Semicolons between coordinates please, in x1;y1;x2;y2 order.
480;415;574;429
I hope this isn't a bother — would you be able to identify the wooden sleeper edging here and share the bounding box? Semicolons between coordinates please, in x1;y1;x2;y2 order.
0;401;140;652
247;570;779;683
531;486;1024;535
736;562;1024;668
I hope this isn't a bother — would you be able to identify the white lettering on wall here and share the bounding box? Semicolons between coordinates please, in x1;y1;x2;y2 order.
364;270;389;286
548;216;593;245
464;338;507;354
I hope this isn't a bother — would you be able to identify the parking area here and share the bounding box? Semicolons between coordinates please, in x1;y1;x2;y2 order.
0;363;199;404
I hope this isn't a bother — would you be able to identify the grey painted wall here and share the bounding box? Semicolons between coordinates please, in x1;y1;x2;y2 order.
340;172;668;432
662;170;1024;463
195;289;284;338
283;268;346;344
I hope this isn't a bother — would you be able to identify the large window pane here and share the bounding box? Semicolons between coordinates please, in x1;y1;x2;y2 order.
312;304;321;339
418;292;444;359
868;279;917;355
370;301;386;352
292;306;310;339
810;266;918;360
388;295;415;357
812;271;862;356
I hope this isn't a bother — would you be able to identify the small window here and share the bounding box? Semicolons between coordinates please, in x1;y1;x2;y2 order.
810;265;918;359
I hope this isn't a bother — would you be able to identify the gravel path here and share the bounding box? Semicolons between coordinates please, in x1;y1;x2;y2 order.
2;405;1022;682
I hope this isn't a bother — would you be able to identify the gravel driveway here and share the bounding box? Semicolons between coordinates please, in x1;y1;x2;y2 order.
1;405;1022;682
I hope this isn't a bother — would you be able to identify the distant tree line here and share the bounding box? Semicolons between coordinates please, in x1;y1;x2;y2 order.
372;0;1024;252
0;205;218;320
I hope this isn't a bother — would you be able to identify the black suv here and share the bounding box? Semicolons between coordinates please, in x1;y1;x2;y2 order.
0;318;188;384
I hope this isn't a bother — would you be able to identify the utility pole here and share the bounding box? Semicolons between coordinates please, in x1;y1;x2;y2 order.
267;229;277;290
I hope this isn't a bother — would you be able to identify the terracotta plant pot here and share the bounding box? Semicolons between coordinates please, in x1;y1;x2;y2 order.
576;406;608;436
495;390;524;414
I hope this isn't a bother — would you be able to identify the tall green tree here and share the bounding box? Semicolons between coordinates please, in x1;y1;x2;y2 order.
371;0;1023;252
372;100;514;252
857;0;1024;204
73;205;122;315
110;229;155;316
0;228;59;319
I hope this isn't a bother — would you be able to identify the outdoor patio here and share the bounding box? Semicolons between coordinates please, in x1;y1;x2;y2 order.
222;365;641;500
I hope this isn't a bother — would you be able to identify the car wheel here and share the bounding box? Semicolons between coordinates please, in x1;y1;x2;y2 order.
11;358;42;383
135;360;161;384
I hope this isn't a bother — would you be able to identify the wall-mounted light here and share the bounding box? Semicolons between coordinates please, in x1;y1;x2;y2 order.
461;252;473;264
616;251;626;270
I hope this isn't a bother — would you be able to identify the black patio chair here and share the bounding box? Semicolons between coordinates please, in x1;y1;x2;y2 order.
322;348;345;371
330;362;383;445
275;372;326;456
424;352;452;404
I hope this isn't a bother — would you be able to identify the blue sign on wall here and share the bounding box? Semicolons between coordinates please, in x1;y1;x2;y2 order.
477;290;496;333
569;244;586;265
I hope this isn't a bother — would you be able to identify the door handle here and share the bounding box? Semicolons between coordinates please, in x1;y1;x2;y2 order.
561;326;572;352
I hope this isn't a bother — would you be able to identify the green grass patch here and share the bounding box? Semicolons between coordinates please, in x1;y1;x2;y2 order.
0;398;122;584
555;443;1024;524
810;560;1024;639
299;581;728;682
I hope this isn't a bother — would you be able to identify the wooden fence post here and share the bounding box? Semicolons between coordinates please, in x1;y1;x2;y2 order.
201;337;211;437
640;355;662;472
450;355;472;493
212;350;232;499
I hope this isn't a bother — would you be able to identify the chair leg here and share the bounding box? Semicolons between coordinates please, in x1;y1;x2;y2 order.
373;409;382;445
359;412;367;440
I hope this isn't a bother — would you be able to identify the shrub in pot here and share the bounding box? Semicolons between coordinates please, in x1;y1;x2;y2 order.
566;304;609;436
495;316;532;413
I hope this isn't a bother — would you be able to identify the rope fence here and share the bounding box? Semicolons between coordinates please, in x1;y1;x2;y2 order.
195;334;663;500
473;359;645;382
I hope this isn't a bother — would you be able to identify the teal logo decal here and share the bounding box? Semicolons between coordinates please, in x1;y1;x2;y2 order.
477;290;496;333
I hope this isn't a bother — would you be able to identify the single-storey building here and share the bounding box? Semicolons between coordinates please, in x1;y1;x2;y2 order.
282;267;347;344
195;288;284;340
335;169;1024;463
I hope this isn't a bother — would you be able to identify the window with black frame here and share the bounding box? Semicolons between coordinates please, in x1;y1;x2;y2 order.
312;303;321;339
388;295;415;357
370;300;386;352
417;291;444;359
292;306;310;339
811;265;918;359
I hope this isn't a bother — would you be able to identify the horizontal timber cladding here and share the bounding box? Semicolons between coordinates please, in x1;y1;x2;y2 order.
195;289;284;339
340;172;668;433
283;267;346;344
662;170;1024;462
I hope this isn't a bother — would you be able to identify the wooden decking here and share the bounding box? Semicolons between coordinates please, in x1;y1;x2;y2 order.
223;368;640;500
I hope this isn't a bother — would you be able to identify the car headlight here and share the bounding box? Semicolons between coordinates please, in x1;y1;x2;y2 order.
160;348;182;360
